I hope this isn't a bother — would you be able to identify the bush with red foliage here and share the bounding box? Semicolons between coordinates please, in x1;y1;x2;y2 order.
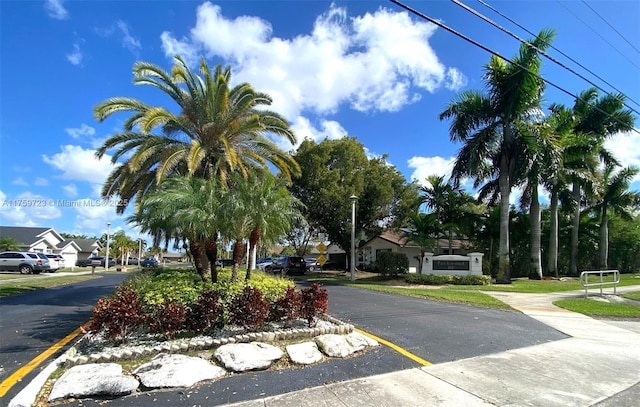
187;289;222;333
269;286;302;327
229;286;270;331
300;283;328;327
148;300;188;339
88;286;146;341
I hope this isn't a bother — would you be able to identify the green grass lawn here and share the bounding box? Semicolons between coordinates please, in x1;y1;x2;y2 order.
554;298;640;318
622;291;640;301
0;274;101;297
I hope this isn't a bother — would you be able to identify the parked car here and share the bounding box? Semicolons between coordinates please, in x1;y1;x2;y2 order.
257;257;273;271
45;254;65;272
269;256;307;275
118;257;139;266
75;256;116;268
0;251;50;274
215;259;234;267
141;257;158;267
304;258;319;272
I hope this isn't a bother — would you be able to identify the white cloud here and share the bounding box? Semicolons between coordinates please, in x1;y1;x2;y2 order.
445;67;468;91
161;2;466;121
34;177;49;186
63;184;78;197
290;116;348;149
12;177;28;186
66;43;82;65
116;20;142;54
65;123;96;139
407;155;455;186
42;145;114;195
605;129;640;182
45;0;68;20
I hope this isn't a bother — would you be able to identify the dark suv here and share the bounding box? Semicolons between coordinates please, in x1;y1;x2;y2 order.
270;256;306;275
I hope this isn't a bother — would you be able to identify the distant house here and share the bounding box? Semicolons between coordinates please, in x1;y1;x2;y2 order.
0;226;82;267
60;238;102;264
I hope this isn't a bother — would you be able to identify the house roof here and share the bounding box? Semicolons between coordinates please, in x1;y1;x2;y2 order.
62;238;102;253
0;226;63;247
362;230;467;250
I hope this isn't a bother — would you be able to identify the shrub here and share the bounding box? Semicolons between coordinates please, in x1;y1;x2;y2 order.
229;286;270;331
300;283;328;327
404;273;490;286
148;300;188;339
187;289;222;333
375;251;409;277
136;269;204;307
269;286;302;327
87;286;146;341
247;271;294;302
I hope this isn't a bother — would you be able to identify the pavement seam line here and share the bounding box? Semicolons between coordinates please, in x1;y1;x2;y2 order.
0;324;83;397
353;327;432;366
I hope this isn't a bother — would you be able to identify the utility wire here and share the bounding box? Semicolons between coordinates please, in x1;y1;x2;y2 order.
581;0;640;55
476;0;640;111
388;0;640;136
450;0;640;116
555;0;640;71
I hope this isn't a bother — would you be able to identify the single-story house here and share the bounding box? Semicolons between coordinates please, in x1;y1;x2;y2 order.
0;226;84;268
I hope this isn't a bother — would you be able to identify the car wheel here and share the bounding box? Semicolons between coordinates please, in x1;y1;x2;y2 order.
19;265;33;274
308;265;315;272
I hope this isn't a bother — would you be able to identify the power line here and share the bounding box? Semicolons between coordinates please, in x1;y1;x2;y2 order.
388;0;640;136
450;0;640;116
581;0;640;55
475;0;640;111
555;0;640;71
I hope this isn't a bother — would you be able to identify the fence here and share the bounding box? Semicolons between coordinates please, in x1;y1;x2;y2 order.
579;270;620;298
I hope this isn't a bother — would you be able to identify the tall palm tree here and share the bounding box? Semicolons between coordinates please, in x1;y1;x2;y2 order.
439;29;555;283
590;164;640;269
94;56;300;211
567;88;635;275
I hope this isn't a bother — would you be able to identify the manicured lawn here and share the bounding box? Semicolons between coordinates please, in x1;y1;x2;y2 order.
0;275;101;297
622;291;640;301
554;298;640;318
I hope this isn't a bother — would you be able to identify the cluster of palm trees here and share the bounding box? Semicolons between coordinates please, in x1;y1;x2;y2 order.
439;29;637;282
95;56;302;283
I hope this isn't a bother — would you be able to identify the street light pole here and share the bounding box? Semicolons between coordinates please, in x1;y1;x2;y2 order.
350;195;357;282
138;238;142;268
105;222;111;271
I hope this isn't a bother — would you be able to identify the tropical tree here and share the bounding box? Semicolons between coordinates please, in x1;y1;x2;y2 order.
439;29;555;283
110;231;137;266
402;212;439;273
589;164;640;269
566;88;635;275
0;237;22;251
419;174;476;254
94;55;300;212
135;176;219;281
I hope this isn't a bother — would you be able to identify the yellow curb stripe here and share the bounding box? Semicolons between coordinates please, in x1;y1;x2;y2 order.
0;325;84;397
354;327;432;366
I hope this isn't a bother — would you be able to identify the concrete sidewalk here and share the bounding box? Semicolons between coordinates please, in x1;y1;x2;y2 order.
228;286;640;407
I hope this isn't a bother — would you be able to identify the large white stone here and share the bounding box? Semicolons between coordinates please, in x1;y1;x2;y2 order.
48;363;138;401
286;342;323;365
214;342;283;372
345;332;379;350
315;334;358;358
133;353;226;388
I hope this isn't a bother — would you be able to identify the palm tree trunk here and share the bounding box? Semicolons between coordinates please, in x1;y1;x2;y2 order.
189;240;206;281
231;239;245;282
497;154;511;284
570;182;581;276
246;227;260;281
599;207;609;270
529;185;542;280
547;191;559;278
205;233;219;283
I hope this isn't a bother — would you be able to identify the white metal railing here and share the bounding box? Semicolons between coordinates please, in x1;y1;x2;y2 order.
579;270;620;298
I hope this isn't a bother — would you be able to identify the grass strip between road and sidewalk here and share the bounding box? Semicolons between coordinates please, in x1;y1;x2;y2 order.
553;298;640;318
0;275;101;297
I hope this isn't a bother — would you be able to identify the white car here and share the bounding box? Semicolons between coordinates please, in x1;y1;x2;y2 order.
256;257;273;271
45;254;66;272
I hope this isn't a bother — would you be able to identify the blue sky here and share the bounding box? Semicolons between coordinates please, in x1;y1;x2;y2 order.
1;0;639;241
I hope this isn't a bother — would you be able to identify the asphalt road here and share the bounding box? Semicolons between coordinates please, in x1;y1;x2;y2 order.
53;280;568;407
0;272;130;403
